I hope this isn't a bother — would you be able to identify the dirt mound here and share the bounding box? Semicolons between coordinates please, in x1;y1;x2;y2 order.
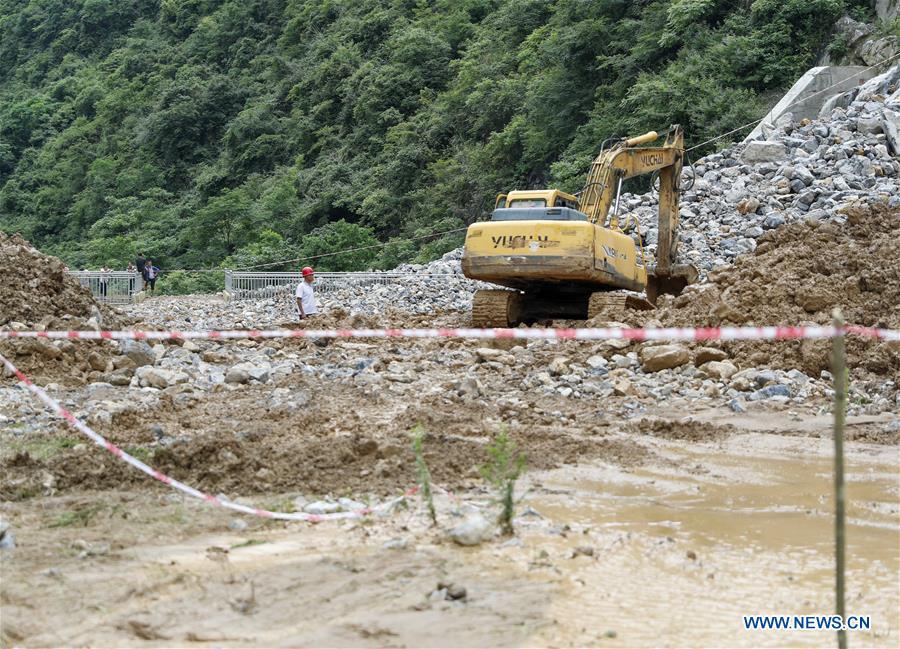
596;204;900;380
0;232;133;384
662;204;899;327
0;232;121;327
0;377;649;500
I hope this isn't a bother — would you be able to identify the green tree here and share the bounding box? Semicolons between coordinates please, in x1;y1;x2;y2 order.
0;0;860;273
224;228;298;270
192;187;253;255
297;219;378;271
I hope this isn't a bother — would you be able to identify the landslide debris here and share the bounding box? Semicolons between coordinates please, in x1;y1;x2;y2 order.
608;204;900;381
0;232;122;327
0;232;131;384
0;378;648;500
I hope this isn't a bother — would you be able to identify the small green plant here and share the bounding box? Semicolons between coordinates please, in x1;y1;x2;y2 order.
263;497;296;513
827;35;848;62
411;424;437;526
876;16;900;39
480;428;526;536
6;436;78;460
124;445;152;463
230;538;267;549
48;503;107;528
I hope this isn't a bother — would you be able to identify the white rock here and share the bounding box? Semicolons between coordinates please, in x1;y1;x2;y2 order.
338;497;367;512
448;513;494;546
741;141;787;164
586;354;608;369
225;362;269;384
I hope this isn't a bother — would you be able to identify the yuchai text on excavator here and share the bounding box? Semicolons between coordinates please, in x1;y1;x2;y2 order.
461;124;698;327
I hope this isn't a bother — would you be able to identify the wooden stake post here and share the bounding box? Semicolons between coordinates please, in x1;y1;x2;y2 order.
832;308;847;649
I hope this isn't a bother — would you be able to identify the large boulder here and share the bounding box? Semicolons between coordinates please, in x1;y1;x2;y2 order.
640;344;691;372
695;347;728;365
877;0;900;21
856;115;883;135
701;361;738;380
860;36;897;67
882;109;900;156
741;141;787;164
225;362;270;384
833;15;874;49
119;340;155;367
87;351;109;372
135;366;189;389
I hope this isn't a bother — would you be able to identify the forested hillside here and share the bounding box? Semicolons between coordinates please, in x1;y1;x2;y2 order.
0;0;874;273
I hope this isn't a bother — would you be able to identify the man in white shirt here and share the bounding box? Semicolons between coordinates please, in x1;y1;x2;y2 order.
295;266;317;320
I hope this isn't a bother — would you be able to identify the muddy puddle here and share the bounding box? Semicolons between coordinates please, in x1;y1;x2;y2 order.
529;432;900;647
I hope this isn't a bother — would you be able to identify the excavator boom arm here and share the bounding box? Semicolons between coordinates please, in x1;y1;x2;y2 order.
578;125;684;275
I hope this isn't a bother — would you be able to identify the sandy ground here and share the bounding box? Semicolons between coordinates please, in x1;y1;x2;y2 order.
2;405;898;648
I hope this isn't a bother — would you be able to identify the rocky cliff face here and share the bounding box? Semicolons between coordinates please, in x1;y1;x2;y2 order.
827;12;898;67
877;0;899;22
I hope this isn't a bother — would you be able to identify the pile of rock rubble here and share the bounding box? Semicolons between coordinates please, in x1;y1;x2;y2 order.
4;316;895;457
618;64;900;275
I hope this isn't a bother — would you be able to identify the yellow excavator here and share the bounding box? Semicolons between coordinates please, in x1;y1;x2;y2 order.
461;124;698;326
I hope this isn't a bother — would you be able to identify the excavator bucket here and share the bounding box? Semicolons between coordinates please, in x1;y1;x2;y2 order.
646;264;698;305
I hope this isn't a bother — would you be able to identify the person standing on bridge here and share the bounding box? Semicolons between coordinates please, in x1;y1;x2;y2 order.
295;266;317;321
143;259;159;295
98;265;110;298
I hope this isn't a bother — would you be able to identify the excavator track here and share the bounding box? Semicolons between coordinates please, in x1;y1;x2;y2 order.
472;289;523;327
587;292;654;318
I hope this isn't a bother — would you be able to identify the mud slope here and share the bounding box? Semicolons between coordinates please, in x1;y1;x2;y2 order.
0;233;134;383
0;232;124;327
598;204;900;380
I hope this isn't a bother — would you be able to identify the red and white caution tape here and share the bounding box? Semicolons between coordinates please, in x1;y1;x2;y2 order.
0;350;413;522
1;325;898;341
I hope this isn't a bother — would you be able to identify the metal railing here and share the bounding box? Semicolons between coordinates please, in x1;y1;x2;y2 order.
67;270;465;303
225;271;459;300
69;271;141;304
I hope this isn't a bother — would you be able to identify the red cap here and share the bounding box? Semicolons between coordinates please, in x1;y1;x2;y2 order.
301;266;314;277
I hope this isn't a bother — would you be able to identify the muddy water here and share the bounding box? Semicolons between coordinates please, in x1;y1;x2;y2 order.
530;433;900;647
